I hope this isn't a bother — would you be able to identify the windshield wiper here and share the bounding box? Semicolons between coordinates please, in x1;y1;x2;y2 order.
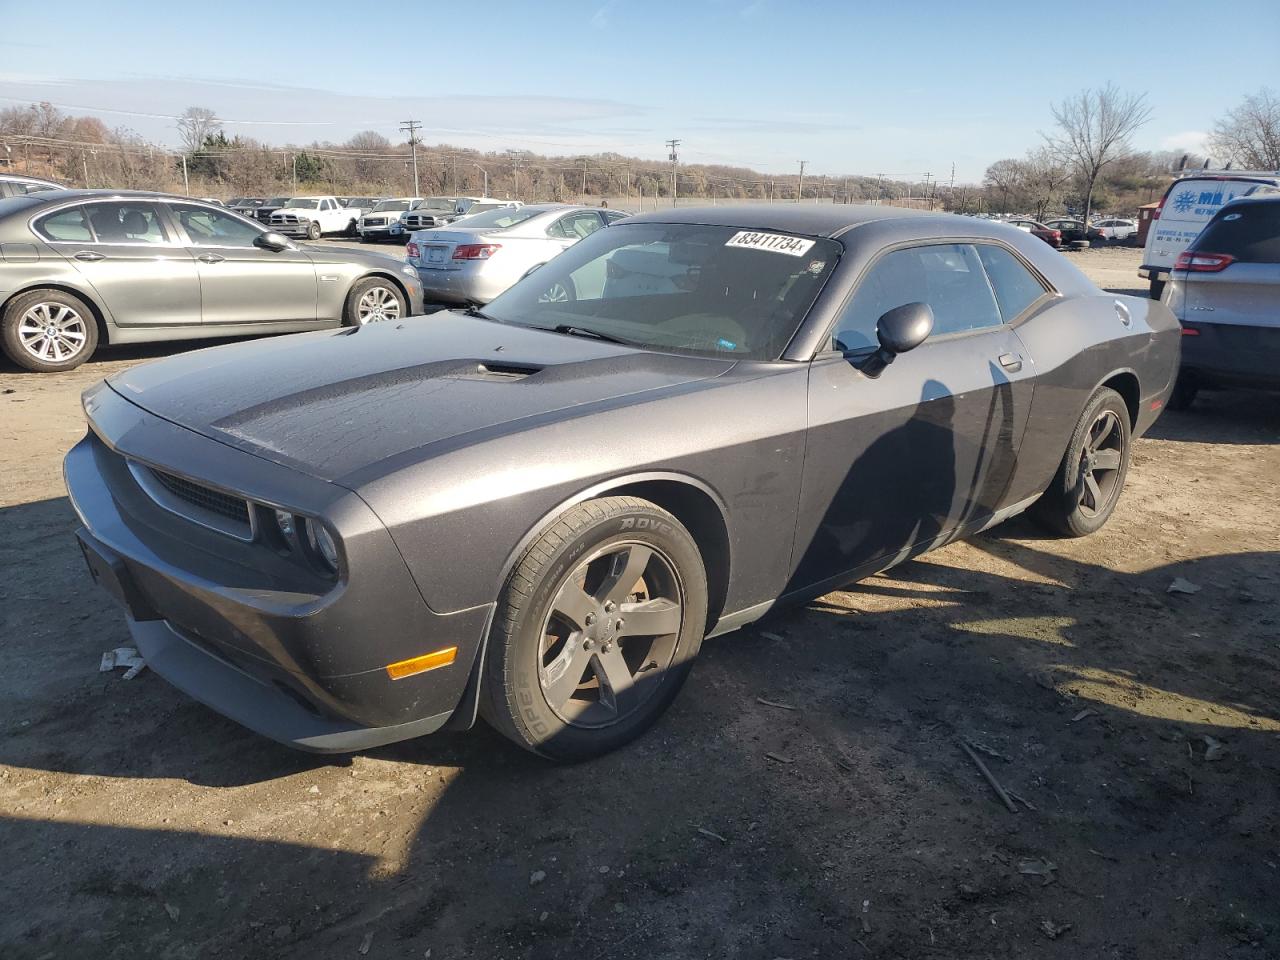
464;305;497;321
547;324;634;346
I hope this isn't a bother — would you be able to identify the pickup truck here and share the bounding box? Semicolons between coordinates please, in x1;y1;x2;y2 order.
268;196;362;240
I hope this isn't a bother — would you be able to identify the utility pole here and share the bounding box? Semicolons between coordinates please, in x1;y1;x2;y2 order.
181;154;190;195
796;160;806;202
580;159;588;202
666;138;680;207
768;180;774;203
818;174;826;203
291;153;298;194
399;120;422;196
473;163;488;196
81;151;89;188
922;172;932;210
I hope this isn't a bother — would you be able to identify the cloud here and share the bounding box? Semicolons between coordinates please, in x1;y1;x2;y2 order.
590;0;619;29
1159;130;1210;154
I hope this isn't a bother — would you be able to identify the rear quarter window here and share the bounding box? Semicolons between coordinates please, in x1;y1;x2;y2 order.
1193;204;1280;263
36;207;93;242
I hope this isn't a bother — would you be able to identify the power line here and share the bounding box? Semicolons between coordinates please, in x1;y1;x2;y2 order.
399;119;422;196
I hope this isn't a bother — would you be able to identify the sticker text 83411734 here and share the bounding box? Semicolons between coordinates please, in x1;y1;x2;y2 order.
724;231;816;257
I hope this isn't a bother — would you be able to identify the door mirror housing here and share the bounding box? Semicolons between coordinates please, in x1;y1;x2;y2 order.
254;232;290;252
856;302;934;378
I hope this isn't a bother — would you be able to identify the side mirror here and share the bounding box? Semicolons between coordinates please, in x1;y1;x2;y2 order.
856;302;934;379
254;232;290;252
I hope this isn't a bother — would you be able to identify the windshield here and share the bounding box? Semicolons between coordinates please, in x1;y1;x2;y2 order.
287;199;320;210
422;198;458;211
456;207;542;230
268;197;290;206
483;222;841;361
371;199;415;212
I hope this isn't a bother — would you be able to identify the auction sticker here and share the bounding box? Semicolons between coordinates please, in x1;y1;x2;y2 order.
724;230;815;257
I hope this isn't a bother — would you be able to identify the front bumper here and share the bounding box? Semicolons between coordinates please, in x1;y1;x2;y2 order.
65;385;493;752
272;222;314;238
359;224;406;240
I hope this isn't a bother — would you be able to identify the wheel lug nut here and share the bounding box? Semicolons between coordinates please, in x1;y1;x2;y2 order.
582;638;593;650
585;613;596;626
604;601;615;613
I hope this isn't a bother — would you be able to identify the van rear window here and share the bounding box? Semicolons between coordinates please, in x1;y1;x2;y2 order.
1192;203;1280;263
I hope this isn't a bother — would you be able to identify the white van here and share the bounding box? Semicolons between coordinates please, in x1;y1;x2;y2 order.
1141;172;1280;298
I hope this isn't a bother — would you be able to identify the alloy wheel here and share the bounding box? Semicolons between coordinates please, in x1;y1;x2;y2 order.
538;282;572;303
538;541;684;728
17;302;89;364
356;286;402;324
1076;409;1124;517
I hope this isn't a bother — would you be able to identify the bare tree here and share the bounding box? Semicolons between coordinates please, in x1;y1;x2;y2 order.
1022;147;1072;221
983;158;1025;213
1046;85;1152;235
176;106;220;155
1208;89;1280;170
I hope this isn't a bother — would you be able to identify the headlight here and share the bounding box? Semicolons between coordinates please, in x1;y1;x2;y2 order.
306;522;340;573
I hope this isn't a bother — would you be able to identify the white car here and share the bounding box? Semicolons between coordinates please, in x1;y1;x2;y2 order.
1140;172;1280;298
406;203;628;304
269;196;361;240
1092;218;1138;244
358;197;423;243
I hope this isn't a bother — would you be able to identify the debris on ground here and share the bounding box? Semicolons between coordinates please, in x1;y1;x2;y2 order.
959;740;1019;813
1040;919;1072;939
1167;577;1202;595
756;697;797;711
759;631;785;643
358;930;374;955
163;903;179;922
696;826;728;844
1018;858;1058;885
1070;708;1097;723
765;752;795;764
1007;790;1038;811
860;899;871;934
529;870;546;886
1203;735;1226;762
964;738;1010;762
99;647;147;680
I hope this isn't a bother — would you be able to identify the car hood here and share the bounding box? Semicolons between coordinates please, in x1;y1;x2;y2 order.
106;314;734;485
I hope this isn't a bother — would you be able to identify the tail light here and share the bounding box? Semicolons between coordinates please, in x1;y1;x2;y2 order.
1051;230;1061;239
453;244;501;260
406;242;420;258
1181;325;1201;336
1175;251;1235;272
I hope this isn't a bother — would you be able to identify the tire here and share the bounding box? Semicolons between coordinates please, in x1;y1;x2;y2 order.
1167;373;1198;411
1148;277;1166;301
344;276;407;326
536;275;576;304
1031;387;1132;538
1;288;99;372
306;221;321;241
480;496;708;761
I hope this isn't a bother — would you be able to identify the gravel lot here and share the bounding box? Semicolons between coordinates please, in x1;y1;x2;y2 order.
2;245;1278;959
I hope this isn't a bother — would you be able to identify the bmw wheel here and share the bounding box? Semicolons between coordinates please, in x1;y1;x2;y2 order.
480;496;708;761
537;277;576;304
345;277;407;325
1032;387;1131;537
2;288;99;373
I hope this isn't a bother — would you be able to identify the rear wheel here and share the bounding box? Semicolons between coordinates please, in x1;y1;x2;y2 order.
1;288;99;372
1167;373;1199;411
480;496;708;761
344;277;407;325
1032;387;1131;537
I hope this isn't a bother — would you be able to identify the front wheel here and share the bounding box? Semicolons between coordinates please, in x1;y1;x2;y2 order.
306;221;322;241
1031;387;1132;538
480;496;708;761
1;288;99;372
344;277;407;325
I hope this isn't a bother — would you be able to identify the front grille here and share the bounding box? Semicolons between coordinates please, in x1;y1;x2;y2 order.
271;214;299;225
152;470;251;526
365;217;387;226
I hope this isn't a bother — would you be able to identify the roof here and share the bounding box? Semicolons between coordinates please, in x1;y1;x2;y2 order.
18;188;193;205
625;202;949;238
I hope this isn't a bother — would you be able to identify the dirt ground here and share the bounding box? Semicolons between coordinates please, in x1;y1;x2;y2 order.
2;245;1278;959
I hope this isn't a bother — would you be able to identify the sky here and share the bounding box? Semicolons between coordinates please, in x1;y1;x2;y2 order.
1;0;1277;183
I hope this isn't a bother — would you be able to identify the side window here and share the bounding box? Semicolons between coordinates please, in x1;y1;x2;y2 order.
81;202;169;244
603;211;628;224
35;206;94;242
170;204;263;248
556;211;604;241
975;245;1048;321
830;243;1004;351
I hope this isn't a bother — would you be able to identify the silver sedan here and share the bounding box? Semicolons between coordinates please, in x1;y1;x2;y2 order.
406;204;630;304
0;190;425;372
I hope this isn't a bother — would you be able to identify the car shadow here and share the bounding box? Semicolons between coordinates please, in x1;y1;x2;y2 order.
1144;389;1280;445
4;493;1278;956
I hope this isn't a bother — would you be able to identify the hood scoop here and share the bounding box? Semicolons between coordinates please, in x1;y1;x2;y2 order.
454;361;543;382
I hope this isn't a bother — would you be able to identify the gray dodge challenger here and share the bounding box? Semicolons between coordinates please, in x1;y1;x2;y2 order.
65;205;1180;760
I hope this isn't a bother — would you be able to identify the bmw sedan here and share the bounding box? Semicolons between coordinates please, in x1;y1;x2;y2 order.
66;205;1179;761
0;190;424;371
406;203;630;304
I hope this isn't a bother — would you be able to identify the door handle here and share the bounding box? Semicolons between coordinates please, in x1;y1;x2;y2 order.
197;253;226;264
73;251;106;262
998;352;1023;372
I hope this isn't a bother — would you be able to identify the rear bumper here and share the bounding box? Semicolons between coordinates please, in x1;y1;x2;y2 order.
1180;322;1280;389
408;263;509;304
64;387;492;752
